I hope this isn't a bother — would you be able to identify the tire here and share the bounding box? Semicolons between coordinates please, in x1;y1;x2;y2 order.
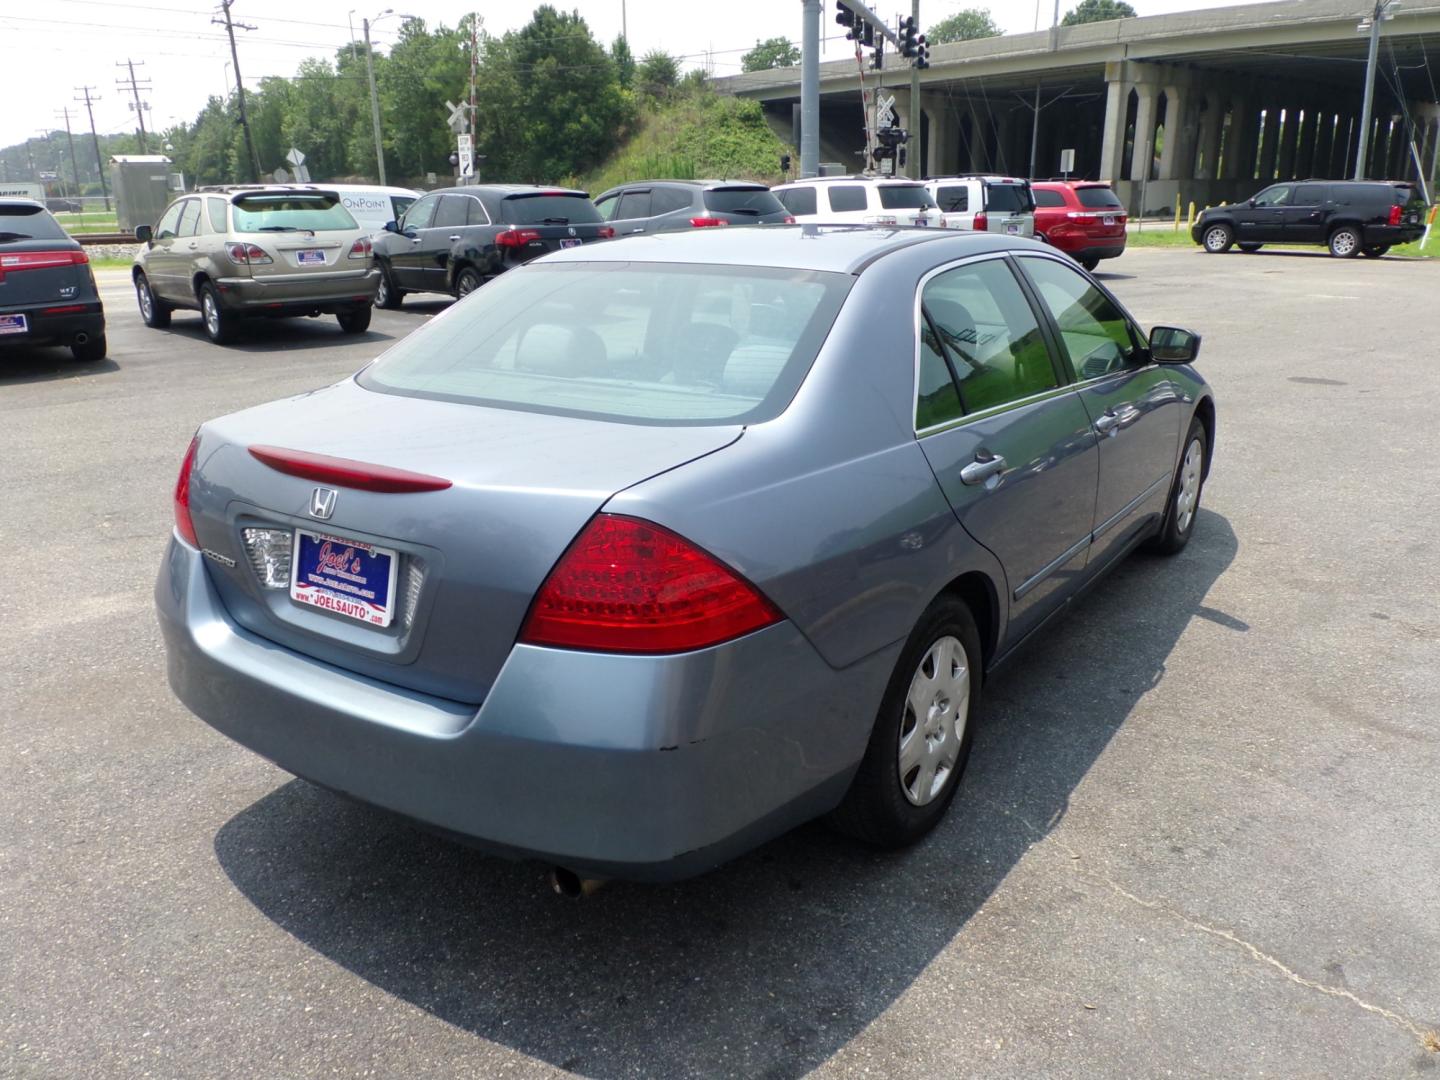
1147;416;1207;556
454;266;483;298
1080;256;1100;272
1201;224;1234;253
198;281;236;344
375;264;403;309
134;272;171;328
71;333;107;363
1361;244;1390;259
1328;227;1361;258
336;305;372;334
830;597;982;848
1238;242;1263;253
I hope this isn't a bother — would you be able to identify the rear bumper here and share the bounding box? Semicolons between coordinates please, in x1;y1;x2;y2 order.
0;303;104;349
1365;224;1424;245
156;538;894;881
215;268;380;312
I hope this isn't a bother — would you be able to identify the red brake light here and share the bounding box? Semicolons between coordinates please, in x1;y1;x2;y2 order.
174;435;200;547
972;212;988;231
1388;204;1403;226
0;249;88;273
597;225;615;239
520;514;782;653
348;236;372;259
247;445;452;493
495;228;541;248
689;216;729;228
225;242;272;265
784;215;796;224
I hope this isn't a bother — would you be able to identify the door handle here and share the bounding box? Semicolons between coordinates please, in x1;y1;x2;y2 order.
186;242;198;249
628;228;645;234
960;452;1006;486
411;235;423;243
448;234;461;241
1094;411;1121;435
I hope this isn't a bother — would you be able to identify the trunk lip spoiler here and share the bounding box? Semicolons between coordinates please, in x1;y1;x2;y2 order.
248;445;453;493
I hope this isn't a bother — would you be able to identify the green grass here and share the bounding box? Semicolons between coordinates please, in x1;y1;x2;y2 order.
88;256;135;271
54;211;120;234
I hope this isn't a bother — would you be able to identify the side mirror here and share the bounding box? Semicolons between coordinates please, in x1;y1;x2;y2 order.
383;220;399;233
402;227;418;239
1150;326;1201;364
134;224;153;242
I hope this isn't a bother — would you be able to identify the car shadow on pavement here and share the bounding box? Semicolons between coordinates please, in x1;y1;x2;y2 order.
155;316;398;353
0;347;119;385
215;508;1238;1079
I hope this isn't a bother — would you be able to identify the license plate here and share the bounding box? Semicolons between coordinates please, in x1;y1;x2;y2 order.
559;238;582;249
296;249;326;265
0;314;28;335
290;529;398;627
1103;216;1116;226
914;218;929;227
1005;223;1020;235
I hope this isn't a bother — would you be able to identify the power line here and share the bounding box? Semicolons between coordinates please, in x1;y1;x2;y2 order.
214;0;262;182
116;59;153;154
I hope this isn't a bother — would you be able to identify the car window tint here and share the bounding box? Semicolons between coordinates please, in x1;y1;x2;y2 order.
594;194;620;220
984;184;1033;212
777;187;816;216
916;318;964;429
1253;185;1292;207
922;259;1058;413
652;188;693;215
403;195;439;230
206;198;228;232
464;197;489;225
877;185;935;210
1020;256;1140;380
154;201;184;239
1075;186;1123;210
176;199;201;237
703;188;785;215
934;186;969;212
1033;189;1065;208
0;203;68;241
502;194;604;225
827;185;868;212
434;195;470;229
359;264;852;425
391;195;416;221
232;194;358;233
616;191;652;218
1292;184;1327;204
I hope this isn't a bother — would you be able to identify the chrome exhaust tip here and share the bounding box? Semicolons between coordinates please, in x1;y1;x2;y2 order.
548;867;606;898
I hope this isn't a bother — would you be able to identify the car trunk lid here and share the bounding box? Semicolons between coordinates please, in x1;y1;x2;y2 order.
229;190;368;280
0;206;93;310
500;191;611;260
186;379;742;704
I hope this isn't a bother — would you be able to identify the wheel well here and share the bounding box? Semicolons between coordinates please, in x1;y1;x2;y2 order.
192;272;211;298
1328;221;1361;237
1193;396;1216;479
943;571;999;671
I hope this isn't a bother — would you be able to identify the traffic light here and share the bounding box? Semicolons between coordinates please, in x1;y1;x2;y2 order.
835;1;855;33
860;19;874;47
780;153;792;174
915;34;930;69
898;15;918;58
870;37;884;70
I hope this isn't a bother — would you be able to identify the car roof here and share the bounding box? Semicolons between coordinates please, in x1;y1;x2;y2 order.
926;174;1028;184
608;179;767;189
0;197;47;210
537;224;1035;274
774;176;927;188
438;184;589;197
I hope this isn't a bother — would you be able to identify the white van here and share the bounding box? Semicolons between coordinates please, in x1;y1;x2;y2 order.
771;177;942;227
309;184;421;233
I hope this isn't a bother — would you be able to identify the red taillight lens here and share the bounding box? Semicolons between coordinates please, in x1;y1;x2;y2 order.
596;225;615;239
972;212;988;231
0;249;89;273
225;242;272;265
495;228;541;248
1388;204;1403;226
784;215;796;224
348;236;372;259
520;514;782;654
174;435;200;547
688;216;729;228
248;445;452;493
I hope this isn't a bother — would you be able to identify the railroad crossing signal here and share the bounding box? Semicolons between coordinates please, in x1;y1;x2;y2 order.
445;100;469;134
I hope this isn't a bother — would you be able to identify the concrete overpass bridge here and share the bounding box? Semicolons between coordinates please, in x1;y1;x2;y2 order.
714;0;1440;213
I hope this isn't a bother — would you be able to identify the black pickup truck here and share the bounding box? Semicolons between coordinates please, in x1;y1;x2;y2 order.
371;185;614;307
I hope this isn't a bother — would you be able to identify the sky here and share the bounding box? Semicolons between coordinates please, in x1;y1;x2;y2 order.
1;0;1259;150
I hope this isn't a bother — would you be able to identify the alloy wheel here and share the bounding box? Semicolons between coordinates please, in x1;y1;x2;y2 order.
1204;227;1230;252
137;279;153;321
897;636;970;806
1175;436;1203;534
203;292;220;337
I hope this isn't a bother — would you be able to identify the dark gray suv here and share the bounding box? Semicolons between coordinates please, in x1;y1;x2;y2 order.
593;180;792;236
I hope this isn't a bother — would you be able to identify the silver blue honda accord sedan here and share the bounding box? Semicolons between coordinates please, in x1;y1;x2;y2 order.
157;225;1214;884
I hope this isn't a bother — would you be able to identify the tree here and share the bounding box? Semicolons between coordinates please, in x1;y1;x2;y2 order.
611;35;636;89
740;36;801;72
1062;0;1137;25
637;50;680;98
926;9;1002;44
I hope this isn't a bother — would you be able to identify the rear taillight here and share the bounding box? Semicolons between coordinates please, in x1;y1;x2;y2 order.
783;215;796;224
248;445;452;493
225;242;272;265
1388;204;1403;226
596;225;615;239
348;236;372;259
689;217;729;228
863;215;899;226
0;249;89;273
973;212;989;231
174;435;200;547
520;514;782;654
495;228;541;248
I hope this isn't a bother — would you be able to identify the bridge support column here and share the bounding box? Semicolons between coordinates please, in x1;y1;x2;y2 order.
1257;105;1280;182
1312;110;1335;179
1295;107;1318;179
1099;70;1132;182
1222;98;1255;180
1277;106;1299;180
1197;92;1225;179
1130;82;1160;184
1158;86;1187;179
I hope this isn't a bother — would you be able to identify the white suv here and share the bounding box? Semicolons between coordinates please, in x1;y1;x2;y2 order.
924;175;1035;238
771;177;941;227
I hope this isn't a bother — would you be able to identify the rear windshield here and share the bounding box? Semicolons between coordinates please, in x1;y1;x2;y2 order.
703;187;785;215
878;185;937;210
232;194;357;233
1076;186;1124;210
1392;184;1424;207
983;183;1034;212
501;193;603;225
358;263;852;425
0;203;68;242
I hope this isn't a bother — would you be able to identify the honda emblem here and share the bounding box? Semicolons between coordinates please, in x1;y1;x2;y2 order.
309;487;338;520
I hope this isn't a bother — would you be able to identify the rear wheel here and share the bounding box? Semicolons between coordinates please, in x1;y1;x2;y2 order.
1202;224;1234;253
337;305;372;334
1361;244;1390;258
1079;256;1100;272
1147;416;1207;555
1238;242;1263;253
71;333;107;363
1328;226;1361;258
454;266;483;298
198;282;236;344
375;264;403;309
135;272;171;328
830;597;981;848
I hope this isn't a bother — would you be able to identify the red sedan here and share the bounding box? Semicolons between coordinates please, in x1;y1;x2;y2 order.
1031;181;1128;271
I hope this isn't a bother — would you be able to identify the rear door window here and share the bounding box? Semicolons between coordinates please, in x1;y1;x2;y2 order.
1033;189;1066;208
502;193;603;225
465;197;490;225
878;185;935;210
777;187;817;216
1292;184;1327;205
652;187;693;215
916;319;964;429
984;183;1034;213
702;187;785;216
616;191;651;218
934;185;969;212
433;195;470;229
1075;187;1123;210
827;185;869;213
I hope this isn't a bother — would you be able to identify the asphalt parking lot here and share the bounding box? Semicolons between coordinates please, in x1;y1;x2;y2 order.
3;247;1438;1079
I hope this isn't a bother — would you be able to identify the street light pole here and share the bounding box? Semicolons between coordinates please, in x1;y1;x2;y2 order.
1354;0;1392;180
362;18;387;184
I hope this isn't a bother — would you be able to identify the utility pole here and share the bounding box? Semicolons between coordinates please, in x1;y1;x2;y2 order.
1353;0;1395;180
56;108;84;201
214;0;262;182
116;59;153;154
800;0;820;178
1027;0;1061;179
906;0;921;177
74;86;112;212
362;17;388;184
